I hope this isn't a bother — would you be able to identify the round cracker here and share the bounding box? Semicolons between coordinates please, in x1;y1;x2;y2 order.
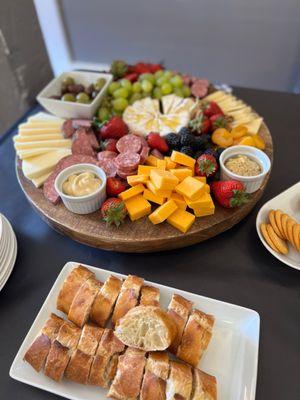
260;223;280;253
286;217;296;247
292;224;300;252
274;210;285;239
266;224;288;254
281;214;289;239
269;210;284;239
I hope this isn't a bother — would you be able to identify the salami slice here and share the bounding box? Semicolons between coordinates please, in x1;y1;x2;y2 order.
97;158;117;178
97;151;118;162
140;146;150;164
72;119;92;129
116;134;142;154
114;152;141;172
62;120;75;138
191;80;209;98
72;129;96;157
86;130;100;150
117;168;137;179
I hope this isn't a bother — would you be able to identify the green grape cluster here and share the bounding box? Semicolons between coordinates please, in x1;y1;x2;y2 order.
96;70;191;122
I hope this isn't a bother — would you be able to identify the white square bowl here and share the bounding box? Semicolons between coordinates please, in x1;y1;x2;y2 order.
37;71;113;119
10;261;260;400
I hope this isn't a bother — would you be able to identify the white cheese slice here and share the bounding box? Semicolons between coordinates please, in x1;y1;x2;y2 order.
15;139;71;150
242;118;263;134
31;172;52;188
22;149;71;179
17;148;57;160
28;112;64;122
204;91;227;101
19;127;63;135
14;134;63;142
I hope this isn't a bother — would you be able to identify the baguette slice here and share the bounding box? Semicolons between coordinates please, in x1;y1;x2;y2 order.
177;309;215;367
23;314;64;372
111;275;144;326
89;328;125;387
167;294;193;353
44;340;70;381
191;369;217;400
140;285;160;307
56;321;82;351
140;352;169;400
90;275;123;327
77;324;104;356
115;306;176;351
64;349;93;384
68;278;102;327
165;361;192;400
107;348;146;400
57;266;94;314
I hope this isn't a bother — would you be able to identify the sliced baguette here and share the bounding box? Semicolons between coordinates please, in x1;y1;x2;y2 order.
140;352;169;400
140;285;160;307
44;340;70;381
191;369;217;400
64;349;93;384
165;361;193;400
56;320;82;351
115;306;176;351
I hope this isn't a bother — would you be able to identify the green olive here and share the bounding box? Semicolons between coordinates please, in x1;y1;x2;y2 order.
61;93;76;102
95;78;106;91
62;76;75;86
76;92;90;103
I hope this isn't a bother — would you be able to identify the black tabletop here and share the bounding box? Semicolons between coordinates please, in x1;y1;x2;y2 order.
0;87;299;399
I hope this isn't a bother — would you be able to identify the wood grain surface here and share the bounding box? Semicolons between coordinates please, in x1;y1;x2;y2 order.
16;122;273;253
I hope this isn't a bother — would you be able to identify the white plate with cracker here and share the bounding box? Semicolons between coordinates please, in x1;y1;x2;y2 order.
256;181;300;270
10;261;260;400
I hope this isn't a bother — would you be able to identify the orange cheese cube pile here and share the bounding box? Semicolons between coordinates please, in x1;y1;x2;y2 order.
120;150;215;234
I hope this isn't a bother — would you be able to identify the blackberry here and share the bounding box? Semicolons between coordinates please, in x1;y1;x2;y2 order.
180;146;194;157
204;148;219;159
180;132;195;148
165;133;181;150
179;127;192;136
194;134;210;150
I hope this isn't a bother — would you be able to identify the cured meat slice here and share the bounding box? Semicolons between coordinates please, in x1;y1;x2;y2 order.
114;152;140;172
191;79;209;98
116;134;142;154
140;145;150;164
72;119;92;129
86;130;100;150
116;168;137;179
97;158;117;178
72;129;96;157
151;149;164;159
62;120;75;138
97;151;118;162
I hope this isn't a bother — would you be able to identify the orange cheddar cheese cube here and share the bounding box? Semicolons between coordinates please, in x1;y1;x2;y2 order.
171;150;195;168
169;168;193;182
193;205;215;217
148;199;178;225
167;208;195;233
145;155;159;167
147;181;172;198
156;159;167;170
119;184;144;201
170;193;187;210
165;156;177;170
205;184;210;193
124;195;151;221
150;169;179;191
184;192;214;209
194;176;207;184
138;165;156;176
127;174;148;186
143;189;165;205
175;176;205;201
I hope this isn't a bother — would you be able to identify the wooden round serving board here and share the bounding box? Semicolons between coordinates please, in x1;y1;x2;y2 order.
17;122;273;253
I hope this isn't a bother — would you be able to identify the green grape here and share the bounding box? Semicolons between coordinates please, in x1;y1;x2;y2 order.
154;70;164;79
182;85;191;97
156;76;169;87
95;78;106;90
76;92;90;103
101;96;111;108
170;75;183;88
120;79;132;91
163;70;174;79
139;73;155;84
132;82;142;93
112;98;128;111
152;87;162;99
61;93;76;102
141;80;153;93
108;81;120;94
173;87;184;97
113;87;129;99
62;76;75;86
129;92;142;104
98;107;110;122
161;82;173;95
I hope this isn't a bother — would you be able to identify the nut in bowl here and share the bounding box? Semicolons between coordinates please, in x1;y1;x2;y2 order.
219;145;271;193
55;164;107;214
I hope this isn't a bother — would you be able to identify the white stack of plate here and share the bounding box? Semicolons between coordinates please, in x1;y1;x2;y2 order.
0;214;17;291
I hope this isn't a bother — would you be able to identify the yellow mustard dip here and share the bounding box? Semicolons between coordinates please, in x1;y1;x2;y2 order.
63;172;102;197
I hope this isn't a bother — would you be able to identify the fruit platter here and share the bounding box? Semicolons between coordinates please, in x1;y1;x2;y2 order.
15;60;273;252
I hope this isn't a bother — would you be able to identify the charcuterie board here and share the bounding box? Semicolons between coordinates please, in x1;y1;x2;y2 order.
16;120;272;253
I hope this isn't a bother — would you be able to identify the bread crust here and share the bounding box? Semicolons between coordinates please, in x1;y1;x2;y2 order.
191;369;217;400
166;361;192;400
44;340;70;382
111;275;144;326
64;349;93;384
107;348;146;399
176;309;215;367
140;352;169;400
89;329;125;387
167;294;193;354
41;313;65;340
90;275;123;327
146;352;169;380
23;333;51;372
56;321;82;351
140;286;160;307
68;278;101;327
77;324;103;356
56;266;94;314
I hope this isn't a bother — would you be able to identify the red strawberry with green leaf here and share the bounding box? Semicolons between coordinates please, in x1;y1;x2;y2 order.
211;180;250;208
202;101;224;118
195;154;218;178
100;116;128;140
210;114;233;131
189;113;211;135
147;132;169;153
101;198;127;227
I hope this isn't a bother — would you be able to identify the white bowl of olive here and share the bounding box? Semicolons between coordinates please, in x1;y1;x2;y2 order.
37;71;113;119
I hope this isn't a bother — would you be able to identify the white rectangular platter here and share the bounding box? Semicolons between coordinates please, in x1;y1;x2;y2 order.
10;261;260;400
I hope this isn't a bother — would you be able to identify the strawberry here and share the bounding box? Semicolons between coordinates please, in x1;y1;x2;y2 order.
124;72;138;82
210;114;233;131
147;132;169;153
211;180;250;208
100;116;128;140
101;138;117;152
195;154;218;178
148;63;163;73
101;198;127;227
202;101;224;118
189;113;211;135
106;178;127;197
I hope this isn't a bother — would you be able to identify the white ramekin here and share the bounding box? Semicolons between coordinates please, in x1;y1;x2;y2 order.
55;163;107;214
219;145;271;193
